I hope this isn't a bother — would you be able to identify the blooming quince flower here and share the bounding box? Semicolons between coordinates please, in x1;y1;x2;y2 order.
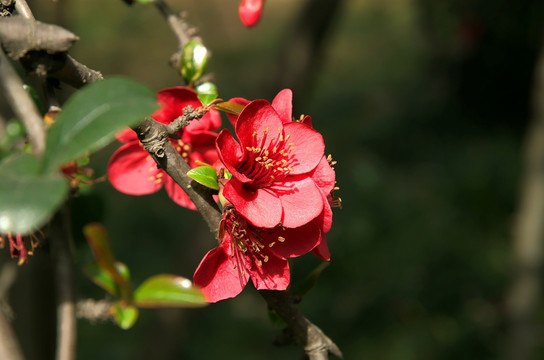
239;0;263;27
216;96;327;228
193;207;321;302
108;87;221;210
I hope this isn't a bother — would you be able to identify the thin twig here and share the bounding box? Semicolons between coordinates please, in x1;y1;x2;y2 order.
505;30;544;360
14;0;34;20
0;262;25;360
152;0;199;72
50;204;77;360
0;304;25;360
0;47;45;155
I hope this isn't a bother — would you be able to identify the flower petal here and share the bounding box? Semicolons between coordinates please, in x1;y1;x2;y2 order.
274;176;323;228
193;238;249;303
265;220;321;258
226;97;250;127
216;130;252;183
152;87;221;133
223;180;282;228
163;176;196;210
182;131;219;166
271;89;293;124
116;127;138;143
107;142;162;195
311;156;336;195
283;122;324;174
249;250;290;291
239;0;263;27
312;234;331;261
235;100;283;150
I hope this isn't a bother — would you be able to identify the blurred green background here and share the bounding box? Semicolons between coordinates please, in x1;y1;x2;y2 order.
5;0;544;359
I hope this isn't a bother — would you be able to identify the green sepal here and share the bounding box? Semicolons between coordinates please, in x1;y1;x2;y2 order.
196;82;218;105
134;274;208;308
187;165;219;190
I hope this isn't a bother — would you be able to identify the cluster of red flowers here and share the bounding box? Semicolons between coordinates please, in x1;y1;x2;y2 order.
108;88;337;302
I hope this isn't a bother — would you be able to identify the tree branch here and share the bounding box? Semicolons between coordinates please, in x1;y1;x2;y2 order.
134;117;222;235
49;204;77;360
0;47;45;155
152;0;199;72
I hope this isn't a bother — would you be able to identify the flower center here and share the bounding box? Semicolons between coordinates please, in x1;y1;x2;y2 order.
239;127;296;188
220;209;274;279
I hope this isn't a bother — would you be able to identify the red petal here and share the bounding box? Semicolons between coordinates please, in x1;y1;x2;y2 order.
182;131;219;166
265;220;321;258
321;197;333;233
107;142;162;195
301;115;313;127
274;176;323;228
216;129;252;183
312;234;331;261
239;0;263;27
223;180;282;228
283;122;324;174
235;100;282;150
311;156;336;195
116;127;137;143
271;89;292;124
193;238;249;303
163;176;197;210
225;97;250;127
152;87;221;133
249;250;290;291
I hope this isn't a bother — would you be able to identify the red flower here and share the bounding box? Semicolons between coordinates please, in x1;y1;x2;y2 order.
108;87;221;209
239;0;263;27
226;89;339;259
193;207;321;302
216;96;327;228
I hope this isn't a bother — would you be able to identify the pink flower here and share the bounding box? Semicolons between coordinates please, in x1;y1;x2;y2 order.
108;87;221;210
216;95;327;228
239;0;263;27
193;207;321;302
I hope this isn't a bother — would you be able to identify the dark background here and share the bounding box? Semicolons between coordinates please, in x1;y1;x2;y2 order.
4;0;544;359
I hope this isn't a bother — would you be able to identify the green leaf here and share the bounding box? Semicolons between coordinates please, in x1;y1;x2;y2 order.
41;77;158;173
213;101;245;116
0;154;68;234
83;262;118;296
196;82;218;105
134;274;207;308
83;261;130;297
113;303;139;329
291;261;330;297
180;40;209;84
83;223;133;302
187;165;219;190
